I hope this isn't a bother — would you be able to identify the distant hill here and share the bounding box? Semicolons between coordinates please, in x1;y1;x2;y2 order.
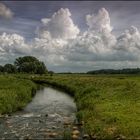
87;68;140;74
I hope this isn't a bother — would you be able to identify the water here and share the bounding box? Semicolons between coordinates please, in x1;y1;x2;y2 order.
0;87;77;139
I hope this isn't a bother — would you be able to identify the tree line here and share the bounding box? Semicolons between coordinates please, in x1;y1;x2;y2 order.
0;56;47;74
87;68;140;74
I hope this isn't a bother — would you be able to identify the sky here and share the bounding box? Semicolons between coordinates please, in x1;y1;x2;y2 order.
0;1;140;72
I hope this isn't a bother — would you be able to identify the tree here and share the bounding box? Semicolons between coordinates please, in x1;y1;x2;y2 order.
36;62;47;74
48;71;54;76
14;56;47;74
4;64;16;73
0;65;4;73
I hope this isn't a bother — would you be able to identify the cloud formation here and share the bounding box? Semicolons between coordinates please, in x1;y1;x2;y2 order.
1;7;140;71
86;8;112;32
0;32;31;55
0;3;13;19
39;8;79;39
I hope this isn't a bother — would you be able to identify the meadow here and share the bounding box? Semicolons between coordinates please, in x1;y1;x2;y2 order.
33;74;140;139
0;75;37;114
0;74;140;139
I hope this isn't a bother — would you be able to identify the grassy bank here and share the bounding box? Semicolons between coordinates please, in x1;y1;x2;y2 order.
0;75;37;114
33;74;140;139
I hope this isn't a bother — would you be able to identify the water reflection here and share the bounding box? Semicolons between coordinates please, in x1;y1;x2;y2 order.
25;87;76;116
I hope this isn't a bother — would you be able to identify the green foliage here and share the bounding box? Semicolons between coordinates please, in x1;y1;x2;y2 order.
0;75;37;114
0;56;47;74
14;56;38;66
3;64;16;73
14;56;47;74
33;74;140;139
0;65;4;72
87;68;140;74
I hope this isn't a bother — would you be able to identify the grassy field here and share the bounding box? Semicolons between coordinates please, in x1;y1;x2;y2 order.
0;75;37;114
33;74;140;139
0;74;140;139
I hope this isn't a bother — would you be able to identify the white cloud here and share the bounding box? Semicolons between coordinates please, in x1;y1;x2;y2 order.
38;8;80;39
0;3;13;19
0;32;31;55
86;8;112;32
1;8;140;72
116;26;140;51
31;8;140;71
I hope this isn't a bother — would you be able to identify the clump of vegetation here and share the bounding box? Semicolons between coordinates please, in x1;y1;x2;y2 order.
14;56;47;74
87;68;140;74
0;75;37;114
0;56;47;74
33;74;140;139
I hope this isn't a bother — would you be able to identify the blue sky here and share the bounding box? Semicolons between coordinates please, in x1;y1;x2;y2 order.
0;1;140;72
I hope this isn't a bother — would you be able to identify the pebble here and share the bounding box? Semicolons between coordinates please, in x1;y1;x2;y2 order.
91;135;97;139
4;114;9;118
8;125;13;128
116;135;126;140
52;126;56;129
39;119;43;123
46;129;51;132
72;134;79;140
15;133;19;137
22;113;34;118
72;130;80;136
36;114;41;117
73;126;78;130
11;130;17;134
25;123;29;127
83;134;89;139
64;121;71;125
4;132;8;135
5;120;10;125
47;132;57;138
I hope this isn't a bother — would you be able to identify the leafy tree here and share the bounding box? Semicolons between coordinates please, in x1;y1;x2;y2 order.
0;65;4;73
4;64;16;73
48;71;54;76
14;56;47;74
36;62;47;74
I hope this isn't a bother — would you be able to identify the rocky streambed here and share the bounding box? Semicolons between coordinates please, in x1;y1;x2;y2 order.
0;87;88;139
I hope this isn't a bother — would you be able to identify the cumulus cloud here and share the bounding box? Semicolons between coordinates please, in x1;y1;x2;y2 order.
1;7;140;72
30;8;140;71
0;32;31;55
38;8;80;39
0;3;13;19
86;8;112;32
116;26;140;51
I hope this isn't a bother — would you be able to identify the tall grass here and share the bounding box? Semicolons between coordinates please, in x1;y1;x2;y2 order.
33;74;140;139
0;75;37;114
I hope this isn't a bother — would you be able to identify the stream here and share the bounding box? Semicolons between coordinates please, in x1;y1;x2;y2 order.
0;87;78;139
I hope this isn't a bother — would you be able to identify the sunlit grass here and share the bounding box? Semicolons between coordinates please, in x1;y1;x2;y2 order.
33;74;140;139
0;74;37;114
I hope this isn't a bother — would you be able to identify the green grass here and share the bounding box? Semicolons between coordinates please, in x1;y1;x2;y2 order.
33;74;140;139
0;74;37;114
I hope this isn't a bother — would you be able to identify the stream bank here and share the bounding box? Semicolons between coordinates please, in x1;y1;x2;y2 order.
0;86;86;139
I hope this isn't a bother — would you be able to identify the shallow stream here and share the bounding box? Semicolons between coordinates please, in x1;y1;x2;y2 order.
0;87;77;139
